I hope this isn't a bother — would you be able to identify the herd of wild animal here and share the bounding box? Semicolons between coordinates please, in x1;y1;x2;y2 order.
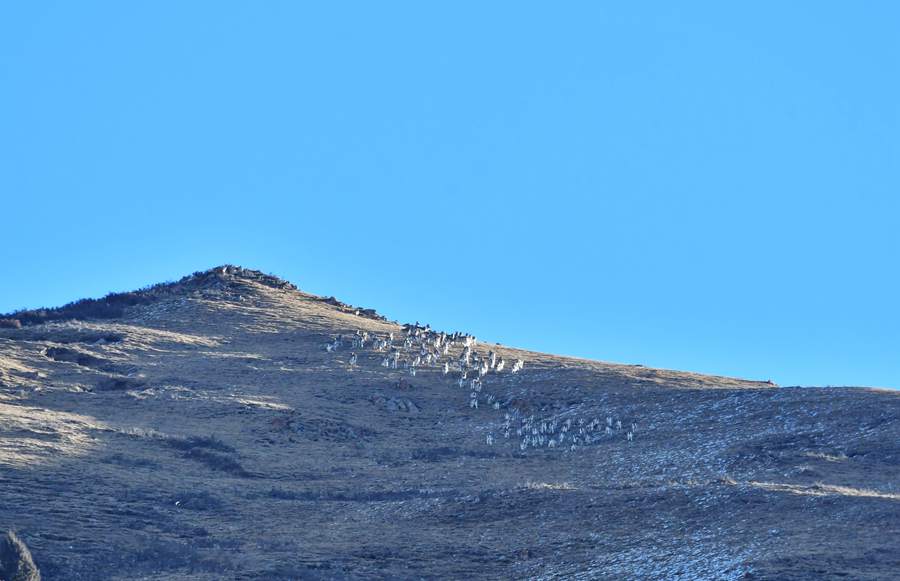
324;322;640;454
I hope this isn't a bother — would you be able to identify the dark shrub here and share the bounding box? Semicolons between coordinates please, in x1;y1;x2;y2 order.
267;487;316;501
0;319;21;329
3;287;153;327
0;530;41;581
165;435;236;454
44;347;107;369
101;453;159;469
180;448;249;477
95;376;146;392
1;265;302;327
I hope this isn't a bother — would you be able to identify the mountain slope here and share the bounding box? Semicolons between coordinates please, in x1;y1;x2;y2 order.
0;266;897;579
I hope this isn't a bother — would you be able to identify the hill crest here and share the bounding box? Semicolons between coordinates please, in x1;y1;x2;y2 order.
0;265;391;329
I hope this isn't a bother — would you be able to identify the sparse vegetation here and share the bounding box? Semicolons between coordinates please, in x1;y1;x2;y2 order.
116;428;249;476
0;265;297;327
101;453;159;469
1;266;897;579
44;347;108;369
95;376;146;392
267;487;309;500
180;447;250;477
804;451;849;462
163;434;236;454
119;428;235;453
522;481;576;491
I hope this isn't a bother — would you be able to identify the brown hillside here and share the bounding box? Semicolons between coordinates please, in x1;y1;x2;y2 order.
0;266;897;579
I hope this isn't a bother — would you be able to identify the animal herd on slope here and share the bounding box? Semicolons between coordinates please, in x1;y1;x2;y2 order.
323;322;639;454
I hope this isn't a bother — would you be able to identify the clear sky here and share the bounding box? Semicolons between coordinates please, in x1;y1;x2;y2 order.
1;2;898;388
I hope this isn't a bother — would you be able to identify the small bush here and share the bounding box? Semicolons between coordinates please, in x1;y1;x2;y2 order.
0;265;300;327
0;319;21;329
0;285;159;327
0;530;41;581
267;487;314;501
101;453;159;469
95;376;146;392
44;347;106;368
180;448;249;477
165;435;236;454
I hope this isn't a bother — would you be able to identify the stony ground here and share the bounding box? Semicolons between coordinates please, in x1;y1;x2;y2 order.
0;267;897;580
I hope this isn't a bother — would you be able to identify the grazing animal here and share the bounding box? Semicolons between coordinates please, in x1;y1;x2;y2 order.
627;431;633;442
349;353;358;366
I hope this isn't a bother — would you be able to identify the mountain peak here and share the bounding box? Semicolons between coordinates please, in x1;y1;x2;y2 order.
192;264;299;291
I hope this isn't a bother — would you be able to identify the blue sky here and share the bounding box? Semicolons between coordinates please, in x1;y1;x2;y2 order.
1;2;897;388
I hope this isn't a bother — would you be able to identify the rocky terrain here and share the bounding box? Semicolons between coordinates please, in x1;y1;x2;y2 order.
0;266;897;580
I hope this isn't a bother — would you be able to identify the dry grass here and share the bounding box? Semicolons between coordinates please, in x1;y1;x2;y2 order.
804;451;849;462
0;268;896;579
750;481;900;500
522;481;578;491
